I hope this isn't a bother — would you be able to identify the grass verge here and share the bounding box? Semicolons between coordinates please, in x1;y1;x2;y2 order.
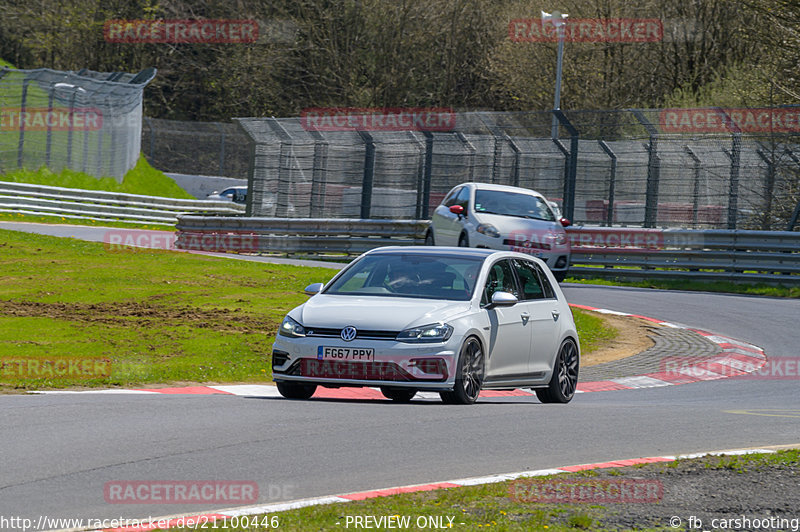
0;154;193;199
0;229;616;390
168;449;800;531
566;275;800;298
570;308;617;354
0;212;171;231
0;229;330;390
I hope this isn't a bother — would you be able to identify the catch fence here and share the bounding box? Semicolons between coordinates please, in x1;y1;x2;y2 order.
0;67;155;180
225;109;800;230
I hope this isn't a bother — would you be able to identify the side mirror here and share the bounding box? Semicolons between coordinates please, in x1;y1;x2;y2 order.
449;205;465;216
304;282;324;296
559;217;572;227
488;291;518;309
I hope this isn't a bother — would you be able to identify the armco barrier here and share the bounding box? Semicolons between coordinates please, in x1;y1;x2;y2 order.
175;215;429;254
174;216;800;283
567;227;800;284
0;181;244;225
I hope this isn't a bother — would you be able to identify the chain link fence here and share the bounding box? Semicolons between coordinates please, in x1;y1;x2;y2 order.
0;67;155;180
141;118;250;179
152;109;800;230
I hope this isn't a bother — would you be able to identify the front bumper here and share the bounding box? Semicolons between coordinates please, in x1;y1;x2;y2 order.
470;233;571;271
272;335;460;390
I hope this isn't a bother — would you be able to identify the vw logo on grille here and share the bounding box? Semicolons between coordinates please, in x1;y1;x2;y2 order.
341;326;357;342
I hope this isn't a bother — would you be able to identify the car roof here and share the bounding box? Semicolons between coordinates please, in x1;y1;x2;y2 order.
459;182;546;197
367;246;494;257
363;246;546;264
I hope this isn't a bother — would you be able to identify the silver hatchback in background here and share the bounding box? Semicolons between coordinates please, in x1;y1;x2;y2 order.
427;183;572;281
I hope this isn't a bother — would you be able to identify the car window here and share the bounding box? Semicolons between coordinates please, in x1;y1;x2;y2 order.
528;261;556;299
443;187;461;207
324;253;482;301
513;259;546;300
454;186;470;210
474;190;555;221
481;259;519;306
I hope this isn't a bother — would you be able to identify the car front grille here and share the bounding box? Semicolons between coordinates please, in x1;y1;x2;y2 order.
285;359;446;382
503;239;552;250
305;328;399;341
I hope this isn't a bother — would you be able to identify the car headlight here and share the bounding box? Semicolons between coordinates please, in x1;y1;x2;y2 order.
396;323;453;343
476;223;501;238
279;316;306;338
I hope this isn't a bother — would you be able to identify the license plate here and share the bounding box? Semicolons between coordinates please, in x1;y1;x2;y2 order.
317;346;375;361
511;246;543;258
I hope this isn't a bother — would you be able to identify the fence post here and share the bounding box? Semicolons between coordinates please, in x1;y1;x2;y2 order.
357;130;375;219
491;131;503;183
422;131;434;219
409;131;426;219
632;110;660;228
789;200;800;231
756;148;775;230
598;140;617;226
726;133;742;230
455;132;476;181
95;94;107;177
506;133;521;188
309;129;329;215
66;89;78;169
17;77;30;168
266;117;294;218
0;68;7;172
684;146;702;227
552;110;578;221
233;118;257;217
45;87;54;168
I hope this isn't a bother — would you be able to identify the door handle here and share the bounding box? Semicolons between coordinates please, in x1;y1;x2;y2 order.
551;310;560;321
520;312;530;325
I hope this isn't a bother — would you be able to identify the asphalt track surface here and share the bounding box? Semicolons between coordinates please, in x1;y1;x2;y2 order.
1;223;798;527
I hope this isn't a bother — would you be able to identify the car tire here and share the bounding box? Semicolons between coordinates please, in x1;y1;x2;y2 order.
276;381;317;400
425;231;435;246
440;336;484;404
381;387;417;402
553;270;567;282
535;338;579;404
458;233;469;247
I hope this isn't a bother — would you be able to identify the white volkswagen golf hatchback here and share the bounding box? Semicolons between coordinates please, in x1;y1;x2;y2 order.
427;183;572;281
272;247;579;404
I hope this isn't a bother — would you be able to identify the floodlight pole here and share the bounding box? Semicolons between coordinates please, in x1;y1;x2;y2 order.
544;10;568;139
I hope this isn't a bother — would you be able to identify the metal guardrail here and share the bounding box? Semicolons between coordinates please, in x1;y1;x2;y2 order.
567;227;800;284
0;181;244;225
175;215;428;253
175;215;800;284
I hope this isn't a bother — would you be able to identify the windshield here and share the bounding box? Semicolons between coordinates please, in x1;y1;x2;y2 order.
474;190;556;221
324;253;483;301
